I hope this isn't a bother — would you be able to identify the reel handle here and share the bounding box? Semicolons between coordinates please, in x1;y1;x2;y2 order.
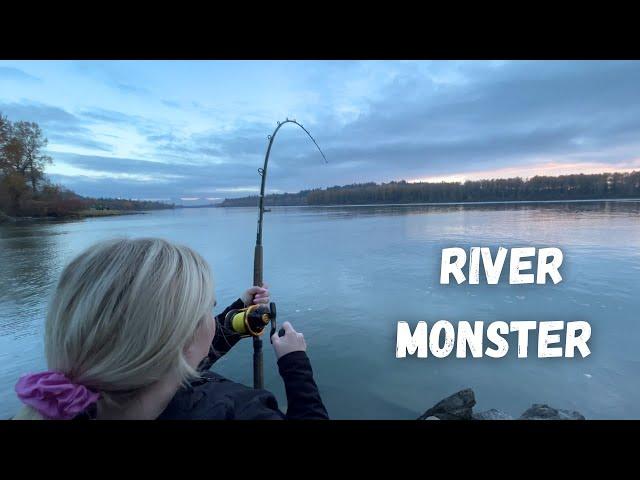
270;327;285;342
268;302;280;342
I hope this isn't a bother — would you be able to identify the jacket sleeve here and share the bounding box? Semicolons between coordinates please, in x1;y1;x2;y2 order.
277;351;329;419
198;298;246;371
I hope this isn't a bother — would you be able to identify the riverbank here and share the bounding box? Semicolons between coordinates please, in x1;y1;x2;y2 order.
220;197;640;208
77;209;147;219
0;208;147;224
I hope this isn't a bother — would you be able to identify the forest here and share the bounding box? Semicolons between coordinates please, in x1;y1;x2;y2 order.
220;171;640;207
0;112;173;219
4;109;640;216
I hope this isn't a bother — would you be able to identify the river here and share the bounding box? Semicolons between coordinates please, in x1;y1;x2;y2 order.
1;200;639;419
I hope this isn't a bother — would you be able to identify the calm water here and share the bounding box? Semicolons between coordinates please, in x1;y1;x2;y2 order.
1;201;639;419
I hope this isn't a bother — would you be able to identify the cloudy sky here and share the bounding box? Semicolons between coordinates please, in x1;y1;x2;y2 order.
0;60;639;203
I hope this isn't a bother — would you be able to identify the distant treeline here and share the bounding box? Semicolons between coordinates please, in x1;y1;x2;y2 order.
220;171;640;207
1;112;173;219
220;191;312;207
87;197;174;212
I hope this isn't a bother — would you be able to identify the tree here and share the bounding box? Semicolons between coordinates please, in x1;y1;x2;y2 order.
12;121;53;191
0;172;29;215
0;113;10;175
1;134;25;175
222;171;640;206
0;114;8;146
1;114;54;215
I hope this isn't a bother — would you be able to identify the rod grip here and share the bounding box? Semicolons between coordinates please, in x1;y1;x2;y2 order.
252;244;264;389
253;244;263;287
253;337;264;389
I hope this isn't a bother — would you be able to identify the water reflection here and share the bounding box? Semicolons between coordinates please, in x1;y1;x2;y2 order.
302;199;640;219
0;224;68;337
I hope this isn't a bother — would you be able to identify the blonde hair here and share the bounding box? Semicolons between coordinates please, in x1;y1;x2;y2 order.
14;238;215;419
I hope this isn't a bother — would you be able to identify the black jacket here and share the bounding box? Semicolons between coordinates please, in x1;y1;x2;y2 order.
157;299;329;420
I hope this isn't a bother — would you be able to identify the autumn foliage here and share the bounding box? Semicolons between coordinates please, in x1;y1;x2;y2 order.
0;112;172;218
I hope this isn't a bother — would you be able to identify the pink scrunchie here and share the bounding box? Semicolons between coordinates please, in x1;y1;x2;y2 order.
15;371;99;420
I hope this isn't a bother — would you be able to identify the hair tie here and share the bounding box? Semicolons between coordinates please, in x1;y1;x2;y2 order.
15;371;99;420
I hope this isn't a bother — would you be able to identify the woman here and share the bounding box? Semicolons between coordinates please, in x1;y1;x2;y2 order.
13;238;328;420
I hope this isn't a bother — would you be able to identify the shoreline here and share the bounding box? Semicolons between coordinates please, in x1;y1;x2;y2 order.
0;209;150;224
219;197;640;209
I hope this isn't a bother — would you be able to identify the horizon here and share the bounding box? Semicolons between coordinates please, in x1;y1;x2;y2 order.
1;60;640;205
85;169;640;205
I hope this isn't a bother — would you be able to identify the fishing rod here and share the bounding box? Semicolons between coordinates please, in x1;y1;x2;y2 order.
223;118;327;389
252;118;327;389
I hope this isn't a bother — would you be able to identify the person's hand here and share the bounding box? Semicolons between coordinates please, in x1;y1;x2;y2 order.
271;321;307;360
241;283;270;307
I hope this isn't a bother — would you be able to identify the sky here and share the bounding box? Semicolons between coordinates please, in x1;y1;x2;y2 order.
0;60;639;203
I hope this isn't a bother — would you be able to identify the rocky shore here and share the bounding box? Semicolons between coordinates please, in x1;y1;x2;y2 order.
419;388;585;420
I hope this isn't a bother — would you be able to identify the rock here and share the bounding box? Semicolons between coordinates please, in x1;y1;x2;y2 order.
418;388;476;420
519;404;585;420
473;408;514;420
418;389;585;420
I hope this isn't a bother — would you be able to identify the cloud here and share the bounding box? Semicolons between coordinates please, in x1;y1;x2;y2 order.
162;99;181;108
79;108;142;124
111;82;149;95
0;67;41;82
0;100;80;127
8;61;640;200
0;101;119;153
250;61;640;190
47;152;267;199
146;132;179;143
410;158;640;183
47;133;113;152
68;61;150;97
78;107;167;138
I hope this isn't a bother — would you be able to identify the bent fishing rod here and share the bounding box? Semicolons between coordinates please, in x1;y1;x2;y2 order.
253;119;327;389
222;118;327;389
